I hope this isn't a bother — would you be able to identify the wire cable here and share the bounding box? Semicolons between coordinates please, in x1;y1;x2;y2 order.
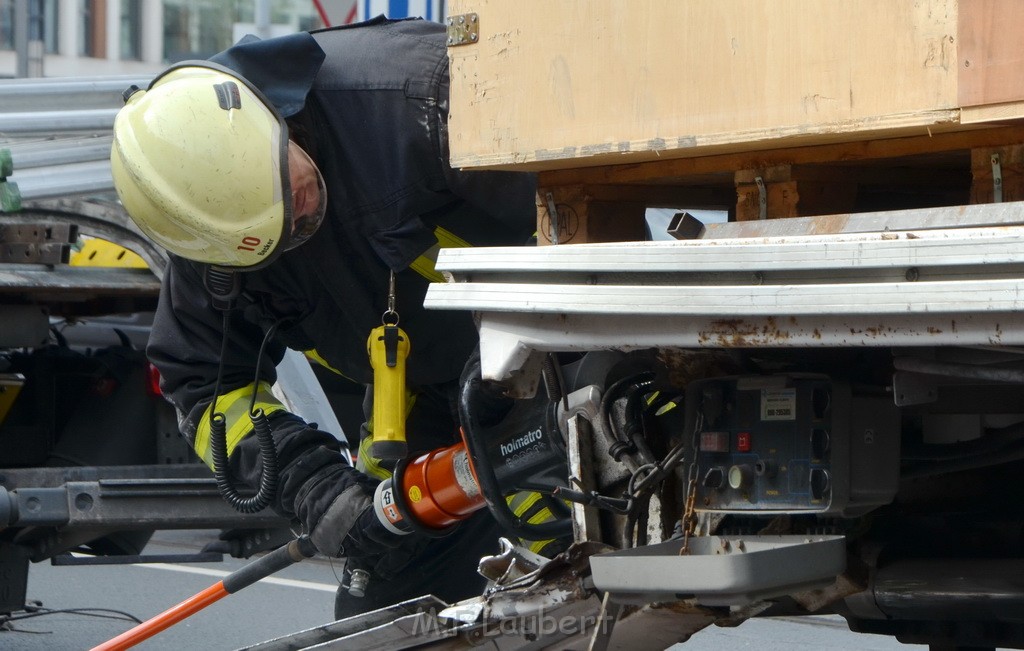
0;602;142;632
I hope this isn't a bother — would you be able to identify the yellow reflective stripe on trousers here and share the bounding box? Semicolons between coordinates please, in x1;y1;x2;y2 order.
507;491;559;555
194;381;285;470
410;226;471;283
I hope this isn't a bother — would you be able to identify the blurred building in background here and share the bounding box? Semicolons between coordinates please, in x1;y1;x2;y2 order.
0;0;447;78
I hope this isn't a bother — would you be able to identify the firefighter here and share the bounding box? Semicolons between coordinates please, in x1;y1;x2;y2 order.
110;17;541;617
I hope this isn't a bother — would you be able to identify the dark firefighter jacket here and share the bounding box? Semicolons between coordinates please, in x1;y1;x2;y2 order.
147;17;537;527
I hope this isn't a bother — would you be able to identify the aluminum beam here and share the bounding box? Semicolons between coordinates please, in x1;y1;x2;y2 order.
5;136;114;169
424;204;1024;382
0;108;119;134
6;160;113;202
0;76;149;111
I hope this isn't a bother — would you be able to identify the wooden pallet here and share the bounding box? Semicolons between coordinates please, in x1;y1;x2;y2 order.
532;125;1024;244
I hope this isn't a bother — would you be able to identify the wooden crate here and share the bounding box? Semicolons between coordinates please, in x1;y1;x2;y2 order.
445;0;1024;243
447;0;1024;172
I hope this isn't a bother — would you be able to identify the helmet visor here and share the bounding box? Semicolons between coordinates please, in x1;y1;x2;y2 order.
284;142;327;253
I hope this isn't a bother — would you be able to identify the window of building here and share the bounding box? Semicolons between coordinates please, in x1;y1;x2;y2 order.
79;0;105;58
0;2;12;50
120;0;141;60
0;0;56;53
163;0;322;63
39;0;57;53
163;0;234;62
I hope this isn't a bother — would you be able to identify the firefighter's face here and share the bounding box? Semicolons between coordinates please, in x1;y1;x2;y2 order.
284;140;327;252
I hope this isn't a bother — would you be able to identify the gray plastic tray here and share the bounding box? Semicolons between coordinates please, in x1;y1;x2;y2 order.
590;534;846;606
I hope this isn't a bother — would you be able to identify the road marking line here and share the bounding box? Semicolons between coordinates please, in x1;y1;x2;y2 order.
135;563;339;593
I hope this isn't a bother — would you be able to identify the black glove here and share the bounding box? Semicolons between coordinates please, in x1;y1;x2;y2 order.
300;465;430;579
230;414;432;575
342;505;433;581
337;489;408;557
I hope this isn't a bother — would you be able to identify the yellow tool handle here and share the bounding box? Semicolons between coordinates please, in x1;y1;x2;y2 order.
368;324;410;461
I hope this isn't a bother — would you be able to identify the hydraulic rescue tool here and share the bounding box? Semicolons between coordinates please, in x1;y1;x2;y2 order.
92;359;574;649
371;369;573;541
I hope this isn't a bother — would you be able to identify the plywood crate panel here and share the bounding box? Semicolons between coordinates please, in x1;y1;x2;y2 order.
445;0;1024;172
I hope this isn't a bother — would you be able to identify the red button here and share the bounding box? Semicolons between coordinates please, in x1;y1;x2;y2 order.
736;432;751;452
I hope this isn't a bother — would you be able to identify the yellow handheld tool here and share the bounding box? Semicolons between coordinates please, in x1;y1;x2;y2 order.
368;323;410;461
368;272;412;462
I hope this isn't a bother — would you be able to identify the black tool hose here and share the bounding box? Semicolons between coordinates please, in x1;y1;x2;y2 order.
601;371;656;465
458;367;572;541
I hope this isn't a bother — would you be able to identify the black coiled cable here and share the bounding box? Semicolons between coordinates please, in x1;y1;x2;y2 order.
208;310;281;514
210;408;279;514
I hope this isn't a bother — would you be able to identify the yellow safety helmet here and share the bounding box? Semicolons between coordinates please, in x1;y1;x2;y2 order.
110;62;325;270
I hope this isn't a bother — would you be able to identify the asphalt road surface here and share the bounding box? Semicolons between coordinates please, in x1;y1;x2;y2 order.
3;529;936;651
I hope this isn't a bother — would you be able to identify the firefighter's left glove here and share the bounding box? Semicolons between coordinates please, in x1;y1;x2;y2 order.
340;497;433;581
297;464;380;558
299;466;429;578
229;415;425;568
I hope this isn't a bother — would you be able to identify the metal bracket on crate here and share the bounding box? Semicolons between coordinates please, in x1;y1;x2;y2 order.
446;13;479;47
755;176;767;220
0;221;77;264
545;192;561;245
991;153;1003;203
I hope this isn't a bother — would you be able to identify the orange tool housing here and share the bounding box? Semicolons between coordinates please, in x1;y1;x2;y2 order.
399;437;486;530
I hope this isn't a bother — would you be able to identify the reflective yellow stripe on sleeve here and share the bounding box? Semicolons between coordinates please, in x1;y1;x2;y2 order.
409;226;471;283
356;434;394;480
355;390;418;480
304;348;345;375
194;381;285;471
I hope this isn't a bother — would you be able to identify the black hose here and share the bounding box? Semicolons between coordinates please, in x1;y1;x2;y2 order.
459;364;572;541
542;353;570;412
623;377;658;466
902;421;1024;461
893;356;1024;384
900;419;1024;477
601;372;655;464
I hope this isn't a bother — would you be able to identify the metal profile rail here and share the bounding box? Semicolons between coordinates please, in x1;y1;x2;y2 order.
0;108;120;134
0;76;150;112
423;202;1024;383
7;160;114;202
4;136;114;169
0;75;137;210
433;227;1024;276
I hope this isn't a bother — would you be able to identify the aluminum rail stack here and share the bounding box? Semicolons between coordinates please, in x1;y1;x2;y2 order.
0;75;151;211
424;202;1024;388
